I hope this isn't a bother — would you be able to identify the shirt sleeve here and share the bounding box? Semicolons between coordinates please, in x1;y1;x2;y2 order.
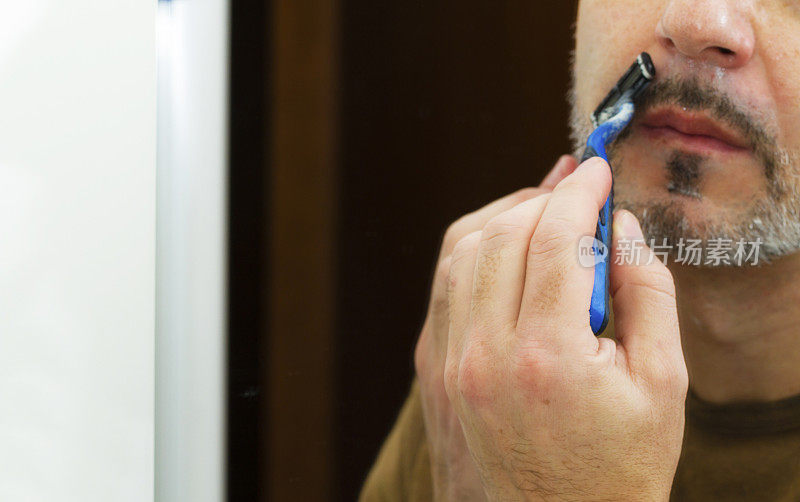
359;379;434;502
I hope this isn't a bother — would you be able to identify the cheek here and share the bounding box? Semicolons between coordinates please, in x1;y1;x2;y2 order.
574;0;663;115
757;13;800;157
611;137;671;197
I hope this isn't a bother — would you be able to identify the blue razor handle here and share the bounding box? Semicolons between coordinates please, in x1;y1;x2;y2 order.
582;52;655;335
581;103;634;335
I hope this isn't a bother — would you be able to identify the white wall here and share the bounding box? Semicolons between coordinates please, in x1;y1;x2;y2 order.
155;1;228;501
0;1;156;501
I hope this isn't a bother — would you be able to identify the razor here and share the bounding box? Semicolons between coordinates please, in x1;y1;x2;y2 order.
582;52;655;335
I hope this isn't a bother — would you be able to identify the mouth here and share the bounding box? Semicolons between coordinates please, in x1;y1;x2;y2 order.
667;183;701;199
637;107;751;156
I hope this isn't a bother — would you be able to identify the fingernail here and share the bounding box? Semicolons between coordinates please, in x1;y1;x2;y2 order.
545;155;569;179
555;154;571;167
576;157;606;174
614;210;643;239
547;155;570;177
541;155;572;187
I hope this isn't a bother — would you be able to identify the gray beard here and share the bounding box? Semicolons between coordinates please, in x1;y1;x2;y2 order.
567;81;800;267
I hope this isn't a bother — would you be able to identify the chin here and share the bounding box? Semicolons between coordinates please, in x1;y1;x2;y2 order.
609;143;800;265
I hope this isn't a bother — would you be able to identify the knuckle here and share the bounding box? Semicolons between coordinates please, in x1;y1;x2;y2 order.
481;193;551;249
521;261;570;316
674;365;690;396
542;212;580;233
413;329;429;377
443;216;471;253
638;273;678;304
443;358;460;401
509;344;554;387
671;365;689;393
442;189;546;254
649;263;677;292
613;260;678;315
649;358;688;398
511;187;545;203
429;256;452;316
451;231;481;264
435;255;453;283
457;347;494;404
552;170;583;192
529;224;574;258
481;215;527;248
444;211;484;254
648;363;672;388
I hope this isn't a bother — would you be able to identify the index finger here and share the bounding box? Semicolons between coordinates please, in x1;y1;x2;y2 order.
438;155;577;260
517;157;613;351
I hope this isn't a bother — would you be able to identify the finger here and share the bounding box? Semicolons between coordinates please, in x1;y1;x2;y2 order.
427;255;453;353
415;256;456;433
540;155;579;190
446;231;482;380
517;157;613;349
609;210;684;381
439;155;574;259
472;194;552;332
440;189;544;259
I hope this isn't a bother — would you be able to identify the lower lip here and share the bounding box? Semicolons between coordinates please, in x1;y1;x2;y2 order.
639;124;749;155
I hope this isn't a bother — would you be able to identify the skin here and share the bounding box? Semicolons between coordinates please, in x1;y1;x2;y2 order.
413;0;800;500
415;156;580;501
574;0;800;402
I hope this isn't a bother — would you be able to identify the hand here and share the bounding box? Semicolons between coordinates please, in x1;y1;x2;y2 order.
444;157;688;501
414;155;579;501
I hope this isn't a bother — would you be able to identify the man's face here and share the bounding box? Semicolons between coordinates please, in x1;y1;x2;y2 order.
571;0;800;263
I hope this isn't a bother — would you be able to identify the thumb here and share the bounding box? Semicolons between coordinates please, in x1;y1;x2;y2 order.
540;155;578;189
609;209;684;381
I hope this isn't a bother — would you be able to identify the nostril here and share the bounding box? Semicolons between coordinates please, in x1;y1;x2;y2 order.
716;47;735;56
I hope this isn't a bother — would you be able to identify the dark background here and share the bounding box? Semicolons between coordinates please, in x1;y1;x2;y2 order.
228;1;578;500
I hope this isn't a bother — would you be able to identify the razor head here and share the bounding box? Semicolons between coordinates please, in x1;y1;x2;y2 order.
591;52;656;127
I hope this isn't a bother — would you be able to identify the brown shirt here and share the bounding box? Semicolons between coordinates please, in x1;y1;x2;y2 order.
673;391;800;501
360;374;800;501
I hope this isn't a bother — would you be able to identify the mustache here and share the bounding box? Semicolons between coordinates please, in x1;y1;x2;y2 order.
617;76;781;186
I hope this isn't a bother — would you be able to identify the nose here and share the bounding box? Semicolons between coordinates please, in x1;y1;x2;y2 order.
657;0;755;69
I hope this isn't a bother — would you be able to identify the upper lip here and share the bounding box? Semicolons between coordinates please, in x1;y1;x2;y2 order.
638;107;750;151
